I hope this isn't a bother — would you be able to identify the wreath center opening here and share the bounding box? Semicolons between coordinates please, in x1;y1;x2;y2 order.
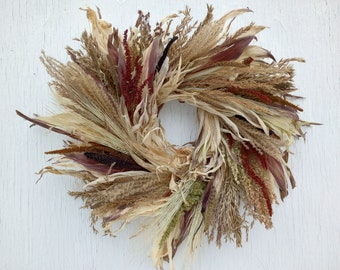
158;100;199;146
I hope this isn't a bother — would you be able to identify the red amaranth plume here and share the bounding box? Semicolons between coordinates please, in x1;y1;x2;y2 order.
118;30;154;121
241;144;273;216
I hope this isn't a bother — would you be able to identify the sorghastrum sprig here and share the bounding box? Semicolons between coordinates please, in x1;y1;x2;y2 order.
17;6;311;269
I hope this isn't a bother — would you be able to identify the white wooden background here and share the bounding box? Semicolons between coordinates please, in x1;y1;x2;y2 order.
1;0;339;269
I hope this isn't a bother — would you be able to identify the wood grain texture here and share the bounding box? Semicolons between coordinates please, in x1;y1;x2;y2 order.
1;0;339;269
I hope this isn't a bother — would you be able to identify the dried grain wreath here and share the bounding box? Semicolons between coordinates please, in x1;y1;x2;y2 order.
17;6;311;269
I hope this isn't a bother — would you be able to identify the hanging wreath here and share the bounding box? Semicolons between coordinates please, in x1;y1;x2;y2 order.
17;6;311;269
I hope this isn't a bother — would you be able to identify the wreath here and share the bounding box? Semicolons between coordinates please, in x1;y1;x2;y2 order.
17;6;311;269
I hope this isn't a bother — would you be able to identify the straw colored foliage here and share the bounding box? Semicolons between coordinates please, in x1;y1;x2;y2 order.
17;6;311;270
